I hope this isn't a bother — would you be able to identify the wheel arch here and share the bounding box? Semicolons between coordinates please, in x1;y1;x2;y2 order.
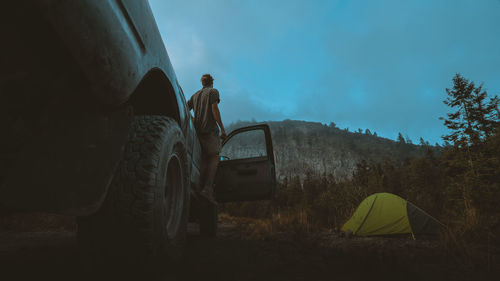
128;68;182;125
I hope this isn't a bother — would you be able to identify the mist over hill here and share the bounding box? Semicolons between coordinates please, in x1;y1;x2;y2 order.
226;120;438;182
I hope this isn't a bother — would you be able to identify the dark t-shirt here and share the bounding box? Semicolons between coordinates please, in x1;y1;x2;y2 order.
187;87;220;134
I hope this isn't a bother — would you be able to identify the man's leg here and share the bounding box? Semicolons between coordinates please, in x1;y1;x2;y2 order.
198;152;208;193
199;154;218;203
204;154;220;191
199;132;221;202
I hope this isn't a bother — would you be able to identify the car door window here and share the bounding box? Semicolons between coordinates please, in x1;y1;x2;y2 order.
215;125;276;202
220;129;267;160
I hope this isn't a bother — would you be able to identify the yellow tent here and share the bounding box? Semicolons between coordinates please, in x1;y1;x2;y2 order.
341;193;443;237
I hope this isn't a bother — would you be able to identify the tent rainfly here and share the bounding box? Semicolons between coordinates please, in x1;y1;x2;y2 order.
341;192;444;237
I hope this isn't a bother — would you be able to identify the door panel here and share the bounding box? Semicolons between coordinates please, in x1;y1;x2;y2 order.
215;125;276;203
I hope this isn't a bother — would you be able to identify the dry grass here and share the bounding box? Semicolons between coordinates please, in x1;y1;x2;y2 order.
438;202;499;272
219;208;329;241
0;212;76;232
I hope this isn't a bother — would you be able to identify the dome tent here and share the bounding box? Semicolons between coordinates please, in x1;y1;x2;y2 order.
341;193;443;237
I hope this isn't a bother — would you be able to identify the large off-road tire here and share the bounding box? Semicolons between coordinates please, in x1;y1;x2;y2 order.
199;201;218;238
77;116;190;267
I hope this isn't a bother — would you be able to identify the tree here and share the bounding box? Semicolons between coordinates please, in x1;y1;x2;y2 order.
365;129;372;135
405;135;413;144
397;132;405;143
440;74;500;231
419;137;426;146
440;74;499;148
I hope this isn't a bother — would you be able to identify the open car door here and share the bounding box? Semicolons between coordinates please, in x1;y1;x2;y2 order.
215;124;276;203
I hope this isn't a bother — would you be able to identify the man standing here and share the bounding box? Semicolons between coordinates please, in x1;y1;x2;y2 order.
187;74;226;203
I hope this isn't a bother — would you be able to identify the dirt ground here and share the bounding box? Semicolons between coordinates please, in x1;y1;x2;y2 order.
0;218;497;281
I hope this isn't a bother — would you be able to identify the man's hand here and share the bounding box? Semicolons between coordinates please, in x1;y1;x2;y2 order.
212;102;226;141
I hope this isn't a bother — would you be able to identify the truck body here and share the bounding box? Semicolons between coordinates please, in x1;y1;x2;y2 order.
0;0;200;216
0;0;275;219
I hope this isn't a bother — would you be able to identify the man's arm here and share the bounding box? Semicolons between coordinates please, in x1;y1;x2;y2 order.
211;103;226;139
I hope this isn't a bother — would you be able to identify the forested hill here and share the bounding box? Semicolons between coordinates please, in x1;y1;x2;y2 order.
226;120;439;181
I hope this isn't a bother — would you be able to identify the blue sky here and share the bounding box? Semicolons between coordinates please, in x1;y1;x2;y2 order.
149;0;500;144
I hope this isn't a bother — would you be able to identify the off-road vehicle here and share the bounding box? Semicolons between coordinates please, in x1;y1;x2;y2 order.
0;0;276;263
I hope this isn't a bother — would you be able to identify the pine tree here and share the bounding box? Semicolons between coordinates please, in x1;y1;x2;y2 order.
440;74;499;148
405;135;413;144
397;132;405;143
440;74;500;231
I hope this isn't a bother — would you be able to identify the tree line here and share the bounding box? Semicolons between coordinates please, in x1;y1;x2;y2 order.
224;74;499;251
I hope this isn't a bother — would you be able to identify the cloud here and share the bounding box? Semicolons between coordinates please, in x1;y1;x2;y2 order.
149;0;500;144
219;90;287;123
295;0;500;142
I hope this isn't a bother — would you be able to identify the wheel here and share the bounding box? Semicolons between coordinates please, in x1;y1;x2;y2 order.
199;201;218;238
77;115;190;266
